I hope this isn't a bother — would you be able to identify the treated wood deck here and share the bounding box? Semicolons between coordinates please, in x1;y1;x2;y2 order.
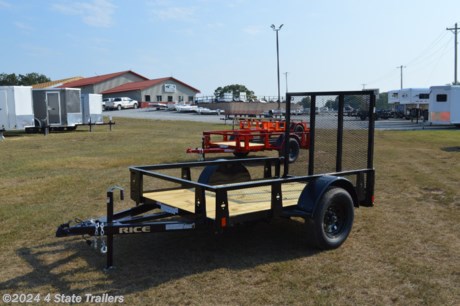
143;182;305;220
210;141;265;148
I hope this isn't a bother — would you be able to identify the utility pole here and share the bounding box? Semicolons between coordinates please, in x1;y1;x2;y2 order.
446;23;459;85
397;65;406;89
361;83;366;90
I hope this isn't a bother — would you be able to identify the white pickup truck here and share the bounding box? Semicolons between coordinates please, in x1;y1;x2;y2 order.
105;97;138;110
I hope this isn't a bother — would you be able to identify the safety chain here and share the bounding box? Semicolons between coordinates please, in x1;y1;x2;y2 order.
92;221;107;254
100;223;107;254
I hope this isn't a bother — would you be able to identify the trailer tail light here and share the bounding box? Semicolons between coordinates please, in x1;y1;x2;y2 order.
221;217;227;228
372;195;375;204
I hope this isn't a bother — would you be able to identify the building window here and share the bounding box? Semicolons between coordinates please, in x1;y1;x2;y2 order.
145;95;151;102
168;96;173;102
188;96;193;102
156;95;162;102
436;94;447;102
419;93;429;99
178;96;184;102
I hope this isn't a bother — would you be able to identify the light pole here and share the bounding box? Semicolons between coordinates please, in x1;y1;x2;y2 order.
284;72;289;94
271;24;283;109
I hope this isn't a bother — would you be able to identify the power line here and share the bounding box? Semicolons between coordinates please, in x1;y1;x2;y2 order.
405;30;449;67
366;30;453;88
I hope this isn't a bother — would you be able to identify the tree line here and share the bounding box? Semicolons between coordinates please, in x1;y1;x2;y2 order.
0;72;51;86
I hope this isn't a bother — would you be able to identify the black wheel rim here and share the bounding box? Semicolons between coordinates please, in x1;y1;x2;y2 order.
323;203;346;238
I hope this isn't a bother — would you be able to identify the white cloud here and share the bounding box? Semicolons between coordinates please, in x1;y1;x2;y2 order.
243;25;263;35
20;44;56;57
147;0;196;21
52;0;116;28
14;22;34;32
154;6;195;21
0;0;11;9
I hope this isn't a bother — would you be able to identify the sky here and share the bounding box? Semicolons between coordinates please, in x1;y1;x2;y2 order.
1;0;460;97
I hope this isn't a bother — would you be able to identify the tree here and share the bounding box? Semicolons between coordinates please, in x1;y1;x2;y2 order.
376;92;389;110
300;96;311;109
0;72;51;86
19;73;51;85
214;84;255;101
0;73;20;86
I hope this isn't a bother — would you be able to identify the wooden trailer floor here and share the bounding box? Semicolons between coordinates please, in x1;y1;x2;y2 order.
210;141;265;148
143;182;306;220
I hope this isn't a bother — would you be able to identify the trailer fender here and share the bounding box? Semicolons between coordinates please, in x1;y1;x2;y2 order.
297;176;358;215
198;161;251;185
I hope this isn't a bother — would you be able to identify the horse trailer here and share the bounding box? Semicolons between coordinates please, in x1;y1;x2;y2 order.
429;85;460;126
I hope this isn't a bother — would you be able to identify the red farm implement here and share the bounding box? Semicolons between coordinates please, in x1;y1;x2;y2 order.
186;118;310;163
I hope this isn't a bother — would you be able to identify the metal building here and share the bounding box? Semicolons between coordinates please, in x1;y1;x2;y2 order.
101;77;201;107
58;70;149;95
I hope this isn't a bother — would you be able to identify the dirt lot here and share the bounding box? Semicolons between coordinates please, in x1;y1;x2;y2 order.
0;118;458;305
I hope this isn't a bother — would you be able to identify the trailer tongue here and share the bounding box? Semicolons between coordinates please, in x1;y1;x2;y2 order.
56;90;376;270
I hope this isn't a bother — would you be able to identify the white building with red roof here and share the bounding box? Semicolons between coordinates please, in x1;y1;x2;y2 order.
102;77;201;106
58;70;149;95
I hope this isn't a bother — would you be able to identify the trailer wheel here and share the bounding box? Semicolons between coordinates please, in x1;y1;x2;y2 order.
309;187;354;250
280;138;300;163
233;152;249;158
198;162;251;185
294;124;304;136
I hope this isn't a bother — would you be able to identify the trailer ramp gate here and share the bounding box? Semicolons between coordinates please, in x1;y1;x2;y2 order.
56;90;376;270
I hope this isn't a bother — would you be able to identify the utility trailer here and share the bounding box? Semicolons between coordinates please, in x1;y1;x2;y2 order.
56;90;376;270
186;117;310;163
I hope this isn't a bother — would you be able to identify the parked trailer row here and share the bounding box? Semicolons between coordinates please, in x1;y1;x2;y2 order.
387;85;460;126
56;90;377;270
0;86;108;135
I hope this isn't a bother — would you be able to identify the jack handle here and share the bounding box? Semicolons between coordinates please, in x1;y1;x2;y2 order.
107;185;124;201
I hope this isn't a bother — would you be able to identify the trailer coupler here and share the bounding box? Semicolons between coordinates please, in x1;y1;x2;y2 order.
56;186;197;270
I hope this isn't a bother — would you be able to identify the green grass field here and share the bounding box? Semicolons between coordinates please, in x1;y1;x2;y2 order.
0;118;459;305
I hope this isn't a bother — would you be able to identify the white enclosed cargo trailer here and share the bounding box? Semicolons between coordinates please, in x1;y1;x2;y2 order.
429;85;460;126
0;86;34;131
81;93;103;124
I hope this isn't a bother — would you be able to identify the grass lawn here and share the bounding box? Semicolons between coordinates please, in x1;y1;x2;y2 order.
0;118;459;305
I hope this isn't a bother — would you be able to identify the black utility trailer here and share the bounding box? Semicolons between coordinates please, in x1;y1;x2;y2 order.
56;90;376;270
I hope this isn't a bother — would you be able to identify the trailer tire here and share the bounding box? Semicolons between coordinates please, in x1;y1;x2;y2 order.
308;187;354;250
198;162;251;185
280;138;300;163
233;152;249;158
